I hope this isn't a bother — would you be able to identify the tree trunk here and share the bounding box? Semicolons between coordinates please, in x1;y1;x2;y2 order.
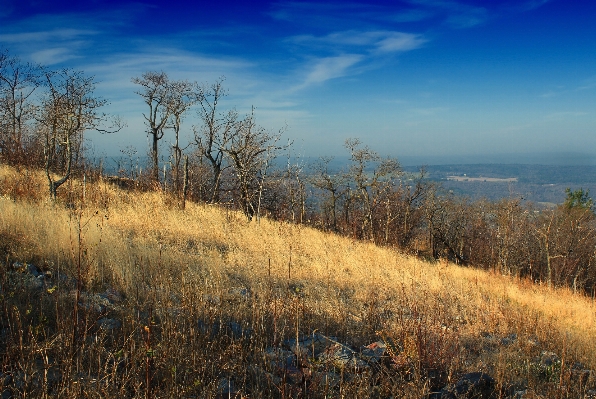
152;130;159;183
182;155;189;210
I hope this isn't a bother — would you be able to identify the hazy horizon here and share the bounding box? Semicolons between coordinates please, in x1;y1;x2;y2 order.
1;0;595;160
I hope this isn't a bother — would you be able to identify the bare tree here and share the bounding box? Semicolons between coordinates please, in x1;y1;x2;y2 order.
428;194;471;264
225;108;284;220
194;77;238;203
534;200;596;289
344;138;401;241
132;71;174;183
167;79;198;194
39;69;120;199
384;168;431;247
280;150;307;224
0;50;41;164
310;157;347;231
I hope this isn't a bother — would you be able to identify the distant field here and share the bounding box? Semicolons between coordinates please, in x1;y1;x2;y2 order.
401;164;596;203
446;175;518;182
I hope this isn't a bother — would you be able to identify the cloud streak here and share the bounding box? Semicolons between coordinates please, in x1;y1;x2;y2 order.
287;30;426;88
295;54;363;89
291;30;427;53
0;28;97;43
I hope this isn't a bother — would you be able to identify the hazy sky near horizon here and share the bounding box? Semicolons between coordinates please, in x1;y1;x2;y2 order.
1;0;595;161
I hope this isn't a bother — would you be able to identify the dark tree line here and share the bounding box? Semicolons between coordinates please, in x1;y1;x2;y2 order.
3;50;596;295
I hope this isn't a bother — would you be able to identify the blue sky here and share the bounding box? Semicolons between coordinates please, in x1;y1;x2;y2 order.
1;0;595;163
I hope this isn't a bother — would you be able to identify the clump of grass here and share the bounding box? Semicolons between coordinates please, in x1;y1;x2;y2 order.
0;164;595;398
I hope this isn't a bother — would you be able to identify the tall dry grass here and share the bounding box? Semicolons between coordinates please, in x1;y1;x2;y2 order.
1;164;595;397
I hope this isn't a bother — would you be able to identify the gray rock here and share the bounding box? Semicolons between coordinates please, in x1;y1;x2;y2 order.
510;389;542;399
318;343;369;371
12;262;42;277
283;333;338;359
539;351;560;368
438;372;496;398
361;341;387;363
26;264;41;277
78;292;112;313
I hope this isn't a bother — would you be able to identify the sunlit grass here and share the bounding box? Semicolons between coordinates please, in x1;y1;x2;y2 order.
1;164;595;397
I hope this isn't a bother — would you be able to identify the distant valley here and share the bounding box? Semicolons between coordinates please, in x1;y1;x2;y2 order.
406;164;596;204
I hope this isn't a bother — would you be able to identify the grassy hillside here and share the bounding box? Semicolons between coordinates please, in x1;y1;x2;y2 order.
1;164;595;398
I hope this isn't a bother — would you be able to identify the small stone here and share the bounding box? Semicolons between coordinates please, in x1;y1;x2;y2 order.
283;333;338;358
539;351;560;368
318;343;369;371
439;372;495;399
361;341;387;363
25;264;41;277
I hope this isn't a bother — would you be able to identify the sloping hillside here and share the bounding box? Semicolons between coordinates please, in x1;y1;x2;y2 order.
1;165;595;398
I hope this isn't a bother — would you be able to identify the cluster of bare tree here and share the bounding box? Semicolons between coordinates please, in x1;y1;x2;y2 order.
0;50;122;199
131;73;286;218
3;51;596;295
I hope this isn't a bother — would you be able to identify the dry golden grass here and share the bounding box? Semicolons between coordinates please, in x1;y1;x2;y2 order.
1;164;595;397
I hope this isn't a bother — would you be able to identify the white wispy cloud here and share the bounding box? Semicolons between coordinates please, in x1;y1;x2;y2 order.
287;30;426;90
30;47;80;65
291;30;427;54
300;54;363;87
0;28;97;43
0;27;99;66
375;32;427;53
